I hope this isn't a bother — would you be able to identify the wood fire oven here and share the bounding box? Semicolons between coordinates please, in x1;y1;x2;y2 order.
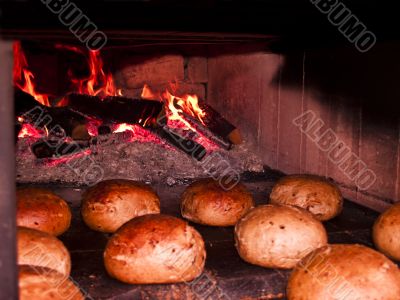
1;0;399;299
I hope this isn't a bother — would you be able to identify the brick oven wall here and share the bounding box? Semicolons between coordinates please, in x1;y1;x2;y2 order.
110;44;400;211
114;54;208;100
206;43;400;212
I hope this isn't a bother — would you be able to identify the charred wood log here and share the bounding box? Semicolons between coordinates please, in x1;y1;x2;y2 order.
180;112;232;150
65;93;164;127
15;90;90;140
151;126;206;161
198;101;242;145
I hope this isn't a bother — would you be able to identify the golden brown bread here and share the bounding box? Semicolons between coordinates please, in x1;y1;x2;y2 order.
287;244;400;300
373;202;400;261
270;174;343;221
104;214;206;284
235;204;327;269
17;188;72;236
17;227;71;276
81;179;161;233
19;265;84;300
181;178;254;226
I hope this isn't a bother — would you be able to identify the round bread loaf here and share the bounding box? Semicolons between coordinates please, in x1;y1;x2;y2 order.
19;265;84;300
270;174;343;221
104;214;206;284
17;187;72;236
181;178;254;226
373;203;400;261
235;204;327;269
287;244;400;300
17;227;71;276
81;179;161;233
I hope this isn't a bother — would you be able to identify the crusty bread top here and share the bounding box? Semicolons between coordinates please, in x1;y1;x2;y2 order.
17;187;71;236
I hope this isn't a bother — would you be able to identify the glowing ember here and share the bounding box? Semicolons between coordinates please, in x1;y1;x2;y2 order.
112;123;165;144
15;43;220;165
113;123;137;134
86;118;102;137
18;124;44;139
13;42;50;106
41;149;92;167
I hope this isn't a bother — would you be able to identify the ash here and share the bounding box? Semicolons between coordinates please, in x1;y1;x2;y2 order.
16;135;264;186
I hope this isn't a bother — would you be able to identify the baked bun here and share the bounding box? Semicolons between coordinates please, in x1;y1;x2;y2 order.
287;244;400;300
104;214;206;284
373;203;400;261
19;265;84;300
235;204;327;269
17;227;71;276
81;179;161;233
181;178;254;226
17;188;72;236
270;174;342;221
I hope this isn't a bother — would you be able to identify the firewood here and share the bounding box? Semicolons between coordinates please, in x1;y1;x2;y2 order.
198;101;242;145
179;112;232;150
15;90;90;140
65;93;164;127
151;126;206;161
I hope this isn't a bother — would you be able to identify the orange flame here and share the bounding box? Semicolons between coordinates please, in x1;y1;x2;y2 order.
13;42;50;106
74;50;119;97
112;123;165;144
141;84;206;130
55;43;120;97
14;43;120;105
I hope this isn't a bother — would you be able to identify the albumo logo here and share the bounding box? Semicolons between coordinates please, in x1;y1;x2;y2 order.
41;0;107;51
310;0;377;53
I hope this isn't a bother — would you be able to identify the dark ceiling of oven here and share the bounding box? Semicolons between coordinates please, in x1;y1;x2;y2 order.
0;0;397;49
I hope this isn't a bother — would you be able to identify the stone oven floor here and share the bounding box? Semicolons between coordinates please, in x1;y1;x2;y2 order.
19;170;380;300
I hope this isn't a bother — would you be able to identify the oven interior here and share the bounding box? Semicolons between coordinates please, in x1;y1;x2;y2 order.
1;0;399;299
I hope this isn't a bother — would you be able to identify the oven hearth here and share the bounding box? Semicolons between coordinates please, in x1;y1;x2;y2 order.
14;42;265;186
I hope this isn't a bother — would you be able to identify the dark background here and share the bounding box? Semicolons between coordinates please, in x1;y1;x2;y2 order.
0;0;398;49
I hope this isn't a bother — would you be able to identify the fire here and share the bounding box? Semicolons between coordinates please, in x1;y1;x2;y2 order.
13;42;50;106
113;123;137;134
18;124;43;139
55;43;120;97
14;43;218;161
112;123;165;144
141;84;206;130
76;50;119;97
141;84;161;100
14;43;120;105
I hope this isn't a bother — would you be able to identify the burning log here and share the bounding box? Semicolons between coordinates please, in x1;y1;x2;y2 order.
197;101;242;145
151;126;206;161
15;91;227;161
180;112;232;150
15;90;90;140
64;94;206;160
135;84;240;146
65;93;164;127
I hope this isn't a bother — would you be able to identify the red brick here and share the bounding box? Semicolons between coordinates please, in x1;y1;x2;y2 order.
118;55;184;89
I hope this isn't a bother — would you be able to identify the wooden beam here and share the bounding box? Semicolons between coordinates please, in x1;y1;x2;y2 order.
0;40;18;299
